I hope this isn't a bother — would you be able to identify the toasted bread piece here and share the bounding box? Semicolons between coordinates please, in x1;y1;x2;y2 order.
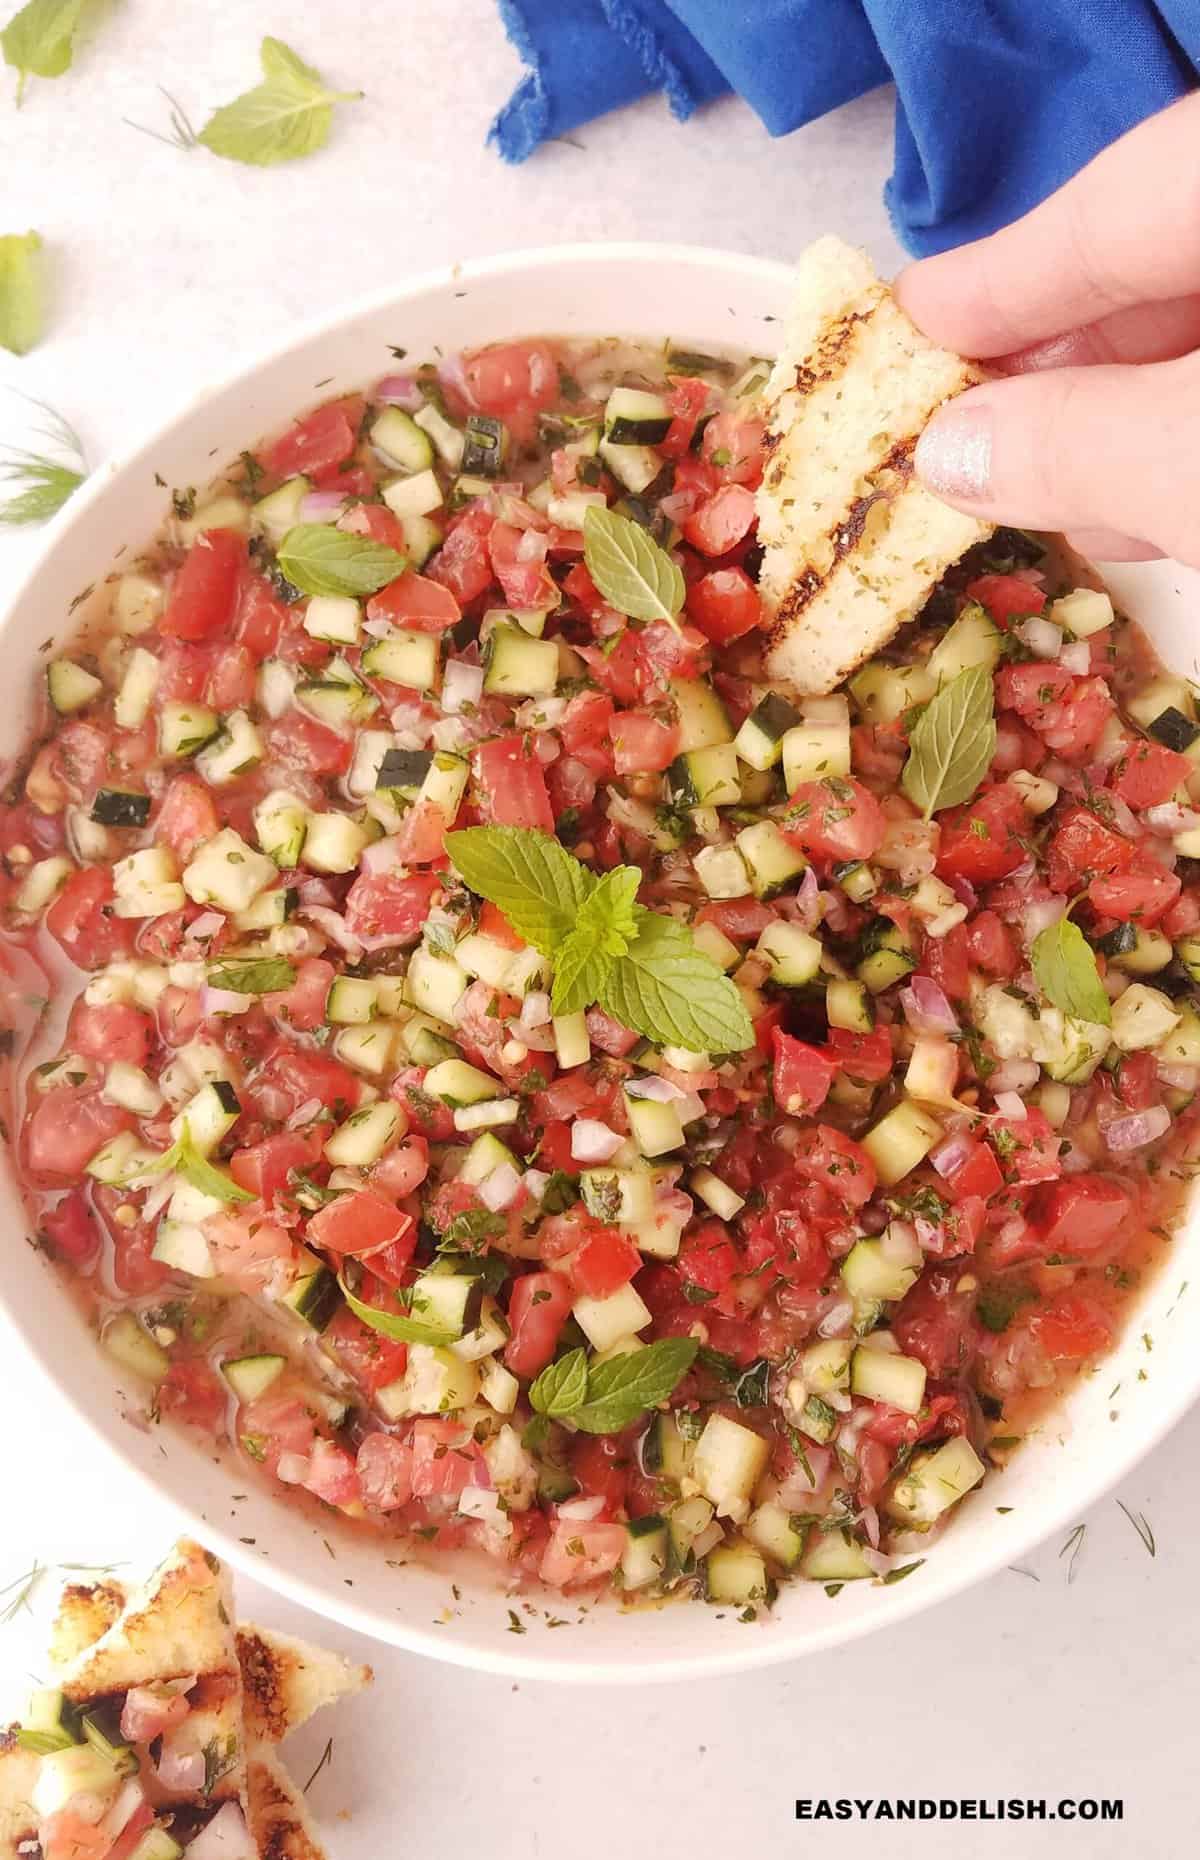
0;1735;39;1860
48;1579;127;1670
55;1540;246;1808
248;1745;329;1860
756;236;992;693
238;1623;372;1747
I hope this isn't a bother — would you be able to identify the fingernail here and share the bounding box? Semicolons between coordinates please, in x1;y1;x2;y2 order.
915;403;993;501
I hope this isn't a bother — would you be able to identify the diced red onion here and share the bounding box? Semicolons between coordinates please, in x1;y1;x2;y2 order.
776;1448;831;1506
519;990;552;1031
658;490;695;524
1021;895;1067;943
373;373;423;410
1041;757;1085;795
200;985;251;1017
992;1090;1027;1119
946;874;978;911
156;1744;207;1793
931;1132;973;1180
1104;1104;1171;1151
557;1493;606;1522
1059;639;1091;675
507;1017;556;1052
360;835;405;876
881;1219;918;1264
1106;792;1141;839
915;1216;943;1251
995;1214;1028;1250
571;1119;623;1164
515;525;550;561
1144;802;1200;836
286;1097;323;1131
1060;1140;1095;1172
817;1297;855;1337
301;906;364;956
101;1780;148;1838
861;1504;882;1550
1158;1062;1199;1091
357;930;421;954
362;615;395;640
1018;615;1062;659
656;1188;694;1229
142;1173;176;1221
479;1161;524;1211
990;1057;1040;1093
899;976;959;1035
299;489;349;522
627;1075;686;1103
677;1091;706;1125
276;1450;311;1485
861;1546;895;1577
523;1168;550;1202
788;864;822;932
458;1486;512;1535
431;715;471;753
188;910;225;940
516;695;568;730
185;1804;258;1860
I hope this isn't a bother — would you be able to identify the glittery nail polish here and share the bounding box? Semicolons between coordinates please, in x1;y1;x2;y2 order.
914;404;993;501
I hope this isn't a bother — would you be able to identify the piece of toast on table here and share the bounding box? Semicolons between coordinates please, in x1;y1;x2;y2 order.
756;236;993;694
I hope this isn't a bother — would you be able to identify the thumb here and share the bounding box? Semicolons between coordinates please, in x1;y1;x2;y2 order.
913;355;1200;566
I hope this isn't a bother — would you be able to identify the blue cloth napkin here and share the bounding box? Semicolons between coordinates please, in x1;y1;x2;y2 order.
491;1;1199;254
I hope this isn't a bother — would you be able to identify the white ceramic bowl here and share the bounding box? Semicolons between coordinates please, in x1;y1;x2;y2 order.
4;243;1200;1683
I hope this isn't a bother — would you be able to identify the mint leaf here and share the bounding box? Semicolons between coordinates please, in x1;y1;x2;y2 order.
338;1276;457;1346
0;231;43;354
276;524;406;598
901;664;996;817
445;825;593;956
1030;915;1111;1026
550;931;611;1018
599;907;754;1052
207;956;297;996
529;1347;589;1418
197;36;361;167
154;1122;253;1205
583;506;685;629
549;865;640;1015
2;0;84;103
572;1338;698;1433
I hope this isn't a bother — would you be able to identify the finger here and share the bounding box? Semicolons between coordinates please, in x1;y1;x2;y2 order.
894;92;1200;357
912;354;1200;566
1000;295;1200;373
1060;528;1165;564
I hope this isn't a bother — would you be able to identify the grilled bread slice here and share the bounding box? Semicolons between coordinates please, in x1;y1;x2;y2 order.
247;1745;330;1860
756;236;993;693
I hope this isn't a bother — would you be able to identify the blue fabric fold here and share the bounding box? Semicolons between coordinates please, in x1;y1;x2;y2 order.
490;0;1199;253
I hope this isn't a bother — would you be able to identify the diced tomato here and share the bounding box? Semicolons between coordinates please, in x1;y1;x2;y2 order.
366;569;462;634
966;574;1046;625
40;1188;100;1267
936;785;1029;884
391;1066;457;1140
37;1811;113;1860
681;483;756;556
964;909;1020;977
920;921;972;1002
783;777;886;864
264;956;334;1031
478;900;526;950
793;1124;877;1208
772;1029;834;1115
70;1001;153;1066
26;1088;132;1177
940;1137;1004;1202
302;1437;361;1508
155;775;221;863
204;1212;295;1291
325;1307;409;1398
157;1359;226;1432
157;639;212;701
45;867;134;969
1028;1291;1112;1361
310;1188;412;1259
460;339;560;444
266;709;353;777
997;664;1114;761
894;1262;982;1377
356;1432;414;1509
660;375;712;459
685;565;763;644
262;396;363;479
539;1519;626;1588
504;1271;574;1378
695;897;773;941
1111;740;1193;810
237;575;293;658
1089;861;1181;925
988;1108;1062;1185
230;1128;325;1201
239;1388;318;1471
700;408;766;486
1046;806;1134;890
253;1045;360;1119
340;503;407;549
826;1025;893;1083
120;1684;191;1743
206;643;257;713
1116;1050;1160;1111
427;505;494;605
569;1228;641;1299
1032;1175;1135;1254
394;797;449;865
161;530;244;641
343;870;440;942
559;690;617;777
678;1221;740;1296
410;1417;485;1496
609;708;679;775
475;734;555;832
584;1006;640;1057
489;521;557;610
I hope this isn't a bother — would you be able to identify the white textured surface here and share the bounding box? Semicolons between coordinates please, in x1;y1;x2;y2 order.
0;5;1193;1854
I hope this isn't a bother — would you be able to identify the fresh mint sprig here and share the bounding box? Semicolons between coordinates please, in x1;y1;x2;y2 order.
197;37;361;168
529;1338;698;1432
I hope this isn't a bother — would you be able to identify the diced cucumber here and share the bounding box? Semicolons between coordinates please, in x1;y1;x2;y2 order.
253;474;310;543
48;659;103;714
599;435;661;494
150;1223;215;1280
909;874;968;940
645;1411;694;1483
1110;927;1173;974
33;1744;126;1817
1127;675;1195;733
304;594;361;645
405;948;469;1023
172;1079;241;1153
382;468;443;520
176;495;249;543
1051;587;1114;638
745;1501;807;1570
333;1023;396;1076
856;922;916;994
159;700;220;758
836;861;878;904
103;1061;163;1117
1008;767;1060;815
414;401;466;470
455;931;517;990
419;750;469;816
840;1236;920;1304
425;1057;501;1105
669;743;741;809
375;1342;479;1420
667;1493;718;1569
620;1516;670;1590
755;920;822;986
113;647;161;730
927;601;1002;681
222;1353;286;1402
184;828;277;911
794;1394;837;1443
580;1168;655;1225
825;977;873;1032
604;386;672;445
851;1346;927;1415
102;1312;169;1383
86;1131;160;1187
195;709;263;786
1156;1004;1200;1067
451;1294;510;1363
734;692;802;770
573;1283;652;1352
480;1356;520;1414
547;489;607;530
668;677;733;753
484;622;559;698
849;660;936;725
112;847;187;920
1110;983;1181;1053
705;1542;771;1605
459;1131;520;1185
126;1828;184;1860
408;1269;476;1341
325;1101;400;1165
17;1688;81;1756
254;789;309;868
887;1436;986;1527
861;1100;942;1186
398;511;444;568
453;1097;519;1132
694;843;750;900
113;571;167;634
624;1083;685;1157
797;1337;854;1395
689;1167;745;1220
278;1249;341;1331
372;407;434;472
14;855;73;916
300;811;369;875
735;820;807;898
296;672;379;728
327;976;378;1024
361;630;440;691
553;1011;591;1069
462;413;510;478
800;1531;873;1583
781;719;850;790
693;1413;769;1521
691;919;740;971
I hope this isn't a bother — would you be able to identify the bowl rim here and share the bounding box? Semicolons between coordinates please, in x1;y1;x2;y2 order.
4;238;1199;1683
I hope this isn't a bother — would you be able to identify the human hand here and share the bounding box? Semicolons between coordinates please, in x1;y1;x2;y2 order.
895;92;1200;567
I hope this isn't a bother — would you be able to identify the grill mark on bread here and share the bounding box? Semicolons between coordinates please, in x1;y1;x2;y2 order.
768;435;919;638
